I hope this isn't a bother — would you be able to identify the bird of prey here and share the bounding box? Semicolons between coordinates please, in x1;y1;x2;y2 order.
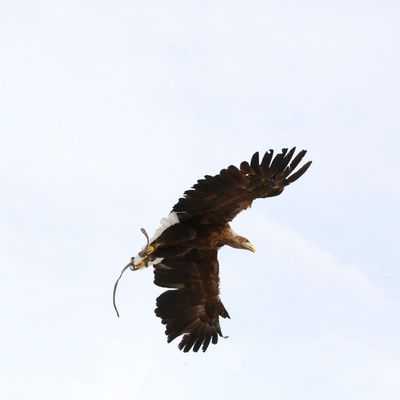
114;147;311;352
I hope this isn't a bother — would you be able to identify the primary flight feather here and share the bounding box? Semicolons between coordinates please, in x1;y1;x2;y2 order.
115;147;312;352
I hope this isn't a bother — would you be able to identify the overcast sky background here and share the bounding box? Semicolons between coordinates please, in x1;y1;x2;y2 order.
1;1;400;399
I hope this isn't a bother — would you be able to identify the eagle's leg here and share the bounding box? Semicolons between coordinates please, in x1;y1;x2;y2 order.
138;228;157;258
131;244;158;271
145;245;156;255
131;259;147;270
138;244;157;258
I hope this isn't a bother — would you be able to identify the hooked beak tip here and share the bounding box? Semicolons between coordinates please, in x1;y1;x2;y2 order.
245;243;256;253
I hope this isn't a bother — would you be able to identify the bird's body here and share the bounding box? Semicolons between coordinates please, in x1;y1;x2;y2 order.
117;148;312;352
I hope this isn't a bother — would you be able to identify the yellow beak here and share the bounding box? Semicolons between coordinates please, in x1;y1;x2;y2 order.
245;242;256;253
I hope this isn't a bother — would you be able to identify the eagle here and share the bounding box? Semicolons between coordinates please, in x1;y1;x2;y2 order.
114;148;312;352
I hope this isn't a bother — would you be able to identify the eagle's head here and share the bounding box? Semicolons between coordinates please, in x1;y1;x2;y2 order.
234;235;256;252
222;225;256;252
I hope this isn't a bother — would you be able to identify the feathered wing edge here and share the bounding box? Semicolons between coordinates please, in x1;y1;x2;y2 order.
240;147;312;187
154;250;230;352
172;147;312;224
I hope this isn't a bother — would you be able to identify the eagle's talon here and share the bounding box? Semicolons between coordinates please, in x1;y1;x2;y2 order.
146;245;156;255
133;260;147;270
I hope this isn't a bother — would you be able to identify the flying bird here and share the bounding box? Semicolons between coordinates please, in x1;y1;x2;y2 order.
114;148;312;352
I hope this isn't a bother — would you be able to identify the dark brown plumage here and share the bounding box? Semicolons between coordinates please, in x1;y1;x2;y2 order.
125;148;312;352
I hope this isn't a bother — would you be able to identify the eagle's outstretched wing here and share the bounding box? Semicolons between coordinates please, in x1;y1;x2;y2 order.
154;249;230;352
172;147;312;225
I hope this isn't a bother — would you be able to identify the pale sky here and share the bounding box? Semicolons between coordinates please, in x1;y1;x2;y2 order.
1;1;400;399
